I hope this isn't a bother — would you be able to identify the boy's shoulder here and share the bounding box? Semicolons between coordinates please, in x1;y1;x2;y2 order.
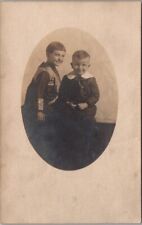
38;62;54;74
65;71;76;80
81;72;95;79
33;62;55;80
65;71;95;80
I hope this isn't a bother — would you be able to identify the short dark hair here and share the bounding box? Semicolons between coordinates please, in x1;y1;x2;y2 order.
72;50;90;61
46;41;66;55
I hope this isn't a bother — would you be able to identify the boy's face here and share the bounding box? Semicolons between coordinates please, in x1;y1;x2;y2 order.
48;50;66;66
71;57;90;75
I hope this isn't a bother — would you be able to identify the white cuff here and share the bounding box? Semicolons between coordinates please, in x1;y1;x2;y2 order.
38;98;44;111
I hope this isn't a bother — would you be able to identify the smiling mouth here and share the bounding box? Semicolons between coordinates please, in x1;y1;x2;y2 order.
57;61;62;64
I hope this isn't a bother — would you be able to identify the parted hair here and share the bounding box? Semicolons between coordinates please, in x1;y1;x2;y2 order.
46;41;66;55
72;50;90;61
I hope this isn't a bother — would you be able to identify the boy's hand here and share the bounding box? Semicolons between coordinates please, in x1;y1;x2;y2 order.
78;103;88;110
66;101;76;109
37;112;45;121
48;96;58;105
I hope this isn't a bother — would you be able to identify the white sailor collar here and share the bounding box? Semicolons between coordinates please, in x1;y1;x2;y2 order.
67;71;94;80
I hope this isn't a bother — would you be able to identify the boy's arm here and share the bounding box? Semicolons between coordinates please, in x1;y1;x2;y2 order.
58;77;77;109
87;77;100;106
36;71;50;112
58;76;68;102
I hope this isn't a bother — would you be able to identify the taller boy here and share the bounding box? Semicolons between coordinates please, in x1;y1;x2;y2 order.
23;42;66;122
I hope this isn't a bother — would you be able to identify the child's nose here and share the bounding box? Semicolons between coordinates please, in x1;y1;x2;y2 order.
59;56;63;61
79;65;83;69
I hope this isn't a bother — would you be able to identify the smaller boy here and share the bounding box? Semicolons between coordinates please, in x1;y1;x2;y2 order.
55;50;100;163
57;50;100;122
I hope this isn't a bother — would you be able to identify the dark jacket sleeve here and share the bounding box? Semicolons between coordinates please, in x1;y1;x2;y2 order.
58;76;68;102
36;71;50;98
35;71;50;111
87;77;100;106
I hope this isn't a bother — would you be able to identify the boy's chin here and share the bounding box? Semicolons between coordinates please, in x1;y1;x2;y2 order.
54;62;62;66
77;72;85;75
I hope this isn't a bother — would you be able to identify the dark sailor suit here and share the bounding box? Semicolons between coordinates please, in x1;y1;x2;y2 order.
22;61;61;124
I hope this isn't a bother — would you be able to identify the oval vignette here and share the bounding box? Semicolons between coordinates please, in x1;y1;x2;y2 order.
21;28;118;170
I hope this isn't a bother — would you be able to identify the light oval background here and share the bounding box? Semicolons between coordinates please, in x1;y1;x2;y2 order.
22;27;118;124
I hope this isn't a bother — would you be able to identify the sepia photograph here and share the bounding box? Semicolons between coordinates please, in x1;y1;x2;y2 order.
0;1;140;223
21;28;118;170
